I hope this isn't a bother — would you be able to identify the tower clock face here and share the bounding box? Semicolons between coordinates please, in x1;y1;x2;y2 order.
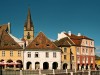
27;32;31;39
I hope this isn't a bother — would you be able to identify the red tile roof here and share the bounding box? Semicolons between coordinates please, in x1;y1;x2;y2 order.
54;37;75;47
26;32;60;50
64;33;93;46
0;24;8;33
64;33;93;40
0;30;22;50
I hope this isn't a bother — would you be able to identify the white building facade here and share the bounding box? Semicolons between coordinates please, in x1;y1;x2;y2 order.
23;50;61;70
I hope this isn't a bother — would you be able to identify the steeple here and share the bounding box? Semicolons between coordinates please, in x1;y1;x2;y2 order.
24;8;33;30
24;8;34;42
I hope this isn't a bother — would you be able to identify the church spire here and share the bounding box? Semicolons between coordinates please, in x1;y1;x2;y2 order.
24;8;33;30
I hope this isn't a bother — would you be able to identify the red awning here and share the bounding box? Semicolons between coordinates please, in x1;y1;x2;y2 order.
0;62;21;65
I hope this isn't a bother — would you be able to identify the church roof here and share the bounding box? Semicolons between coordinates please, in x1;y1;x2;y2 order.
24;8;33;30
25;32;60;50
0;30;22;50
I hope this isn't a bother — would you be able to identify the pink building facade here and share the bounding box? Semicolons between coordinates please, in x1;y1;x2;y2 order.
76;38;95;70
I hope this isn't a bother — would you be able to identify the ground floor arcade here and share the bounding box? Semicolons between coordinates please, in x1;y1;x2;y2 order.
24;61;61;70
0;59;23;70
77;64;95;70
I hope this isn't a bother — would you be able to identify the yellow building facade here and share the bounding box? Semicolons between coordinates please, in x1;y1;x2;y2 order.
54;37;76;69
0;24;23;69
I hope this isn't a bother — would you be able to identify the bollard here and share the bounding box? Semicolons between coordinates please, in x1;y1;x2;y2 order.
66;69;68;73
82;69;84;75
88;69;91;75
53;69;55;75
39;69;41;75
70;72;73;75
20;70;23;75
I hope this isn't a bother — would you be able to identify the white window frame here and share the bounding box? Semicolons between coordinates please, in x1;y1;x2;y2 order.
53;52;56;58
27;52;31;58
2;50;5;56
10;50;13;56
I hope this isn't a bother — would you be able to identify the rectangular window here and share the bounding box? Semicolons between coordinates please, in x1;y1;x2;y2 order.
83;57;85;61
91;41;92;45
91;57;93;61
77;56;80;61
86;49;88;53
82;49;85;54
77;48;79;54
64;47;67;52
91;49;93;55
35;52;39;58
27;52;31;58
86;57;88;61
64;55;66;59
72;56;74;60
2;51;5;56
86;41;87;44
53;52;56;58
46;52;49;58
18;51;21;57
10;50;13;56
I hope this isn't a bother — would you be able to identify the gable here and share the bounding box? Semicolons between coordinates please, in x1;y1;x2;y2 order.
0;30;22;50
26;32;60;50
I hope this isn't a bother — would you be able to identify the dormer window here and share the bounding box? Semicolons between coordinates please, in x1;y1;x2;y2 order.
36;43;39;46
4;43;8;46
46;44;50;47
12;43;15;46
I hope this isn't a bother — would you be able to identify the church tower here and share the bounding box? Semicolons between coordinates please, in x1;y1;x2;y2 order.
24;8;34;42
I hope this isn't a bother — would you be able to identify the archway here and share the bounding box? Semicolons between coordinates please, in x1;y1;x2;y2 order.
35;62;40;70
81;64;84;70
43;62;49;69
26;61;32;70
16;60;23;69
63;63;67;69
52;62;58;69
7;59;13;68
86;64;88;70
77;64;80;70
90;64;93;69
0;59;4;69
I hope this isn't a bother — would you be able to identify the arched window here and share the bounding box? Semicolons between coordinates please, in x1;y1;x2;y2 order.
27;32;30;39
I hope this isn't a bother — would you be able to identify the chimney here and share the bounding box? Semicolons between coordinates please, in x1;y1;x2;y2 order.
78;33;81;36
68;31;71;36
8;22;11;33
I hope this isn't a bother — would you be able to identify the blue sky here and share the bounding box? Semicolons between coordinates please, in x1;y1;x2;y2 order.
0;0;100;55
